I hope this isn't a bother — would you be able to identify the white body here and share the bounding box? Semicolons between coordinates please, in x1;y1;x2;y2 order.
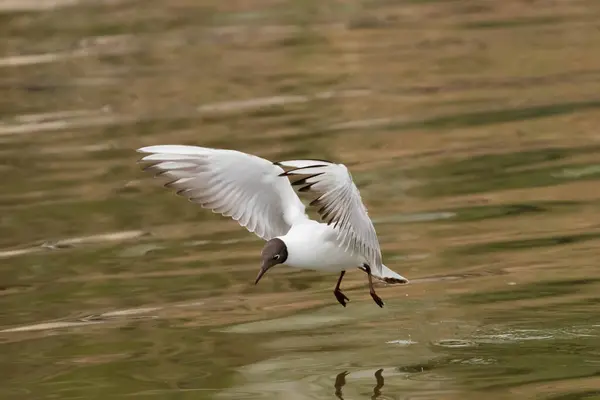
280;220;361;271
279;219;406;283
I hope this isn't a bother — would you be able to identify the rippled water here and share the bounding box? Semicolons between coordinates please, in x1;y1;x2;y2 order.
2;1;600;399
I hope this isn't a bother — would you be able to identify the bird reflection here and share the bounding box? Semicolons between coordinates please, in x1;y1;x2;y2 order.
334;371;349;400
334;368;385;400
372;369;384;399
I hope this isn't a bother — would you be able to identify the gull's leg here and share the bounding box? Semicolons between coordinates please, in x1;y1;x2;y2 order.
364;264;384;307
333;270;350;307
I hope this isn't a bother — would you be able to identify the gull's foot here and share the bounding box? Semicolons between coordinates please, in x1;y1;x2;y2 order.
370;292;384;308
334;289;350;307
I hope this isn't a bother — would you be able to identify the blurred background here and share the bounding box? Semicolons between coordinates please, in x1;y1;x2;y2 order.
2;0;600;398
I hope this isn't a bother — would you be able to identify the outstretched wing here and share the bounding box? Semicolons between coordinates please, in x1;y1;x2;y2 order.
138;145;307;240
276;159;383;273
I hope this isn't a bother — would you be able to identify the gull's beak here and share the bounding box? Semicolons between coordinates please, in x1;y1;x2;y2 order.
254;261;271;285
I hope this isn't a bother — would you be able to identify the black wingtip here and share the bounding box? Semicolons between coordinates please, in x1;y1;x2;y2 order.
309;196;322;206
141;163;157;172
275;164;331;178
298;183;316;192
290;173;324;187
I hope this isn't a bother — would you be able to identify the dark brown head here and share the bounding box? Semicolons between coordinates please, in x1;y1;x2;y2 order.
255;238;288;285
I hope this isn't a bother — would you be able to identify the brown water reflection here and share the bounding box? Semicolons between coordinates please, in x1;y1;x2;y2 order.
2;0;600;399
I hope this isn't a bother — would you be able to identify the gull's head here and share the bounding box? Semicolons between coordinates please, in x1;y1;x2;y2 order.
255;238;288;285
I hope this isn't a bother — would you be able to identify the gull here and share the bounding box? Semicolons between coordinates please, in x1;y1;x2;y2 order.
137;145;409;307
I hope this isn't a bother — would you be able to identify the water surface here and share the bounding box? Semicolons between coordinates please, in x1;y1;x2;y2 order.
2;1;600;399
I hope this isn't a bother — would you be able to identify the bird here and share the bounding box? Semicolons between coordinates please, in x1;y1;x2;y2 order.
136;145;409;307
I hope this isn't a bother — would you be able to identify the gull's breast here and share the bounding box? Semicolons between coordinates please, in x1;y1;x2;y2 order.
281;221;361;271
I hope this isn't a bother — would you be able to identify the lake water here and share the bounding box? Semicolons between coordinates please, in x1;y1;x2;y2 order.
2;1;600;399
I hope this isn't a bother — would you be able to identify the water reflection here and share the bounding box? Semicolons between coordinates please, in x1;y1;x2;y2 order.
334;369;385;400
372;369;384;400
333;371;348;400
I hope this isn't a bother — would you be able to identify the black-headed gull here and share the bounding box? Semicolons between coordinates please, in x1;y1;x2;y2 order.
137;145;409;307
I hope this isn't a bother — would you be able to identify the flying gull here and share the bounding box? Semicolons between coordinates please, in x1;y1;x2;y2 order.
137;145;409;307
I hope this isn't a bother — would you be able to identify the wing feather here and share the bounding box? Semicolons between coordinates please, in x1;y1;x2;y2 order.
138;145;307;240
277;159;383;273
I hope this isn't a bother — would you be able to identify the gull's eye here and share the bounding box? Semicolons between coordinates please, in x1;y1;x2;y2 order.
273;254;280;260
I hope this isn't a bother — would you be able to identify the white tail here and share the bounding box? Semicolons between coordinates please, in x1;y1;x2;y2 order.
361;264;409;284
